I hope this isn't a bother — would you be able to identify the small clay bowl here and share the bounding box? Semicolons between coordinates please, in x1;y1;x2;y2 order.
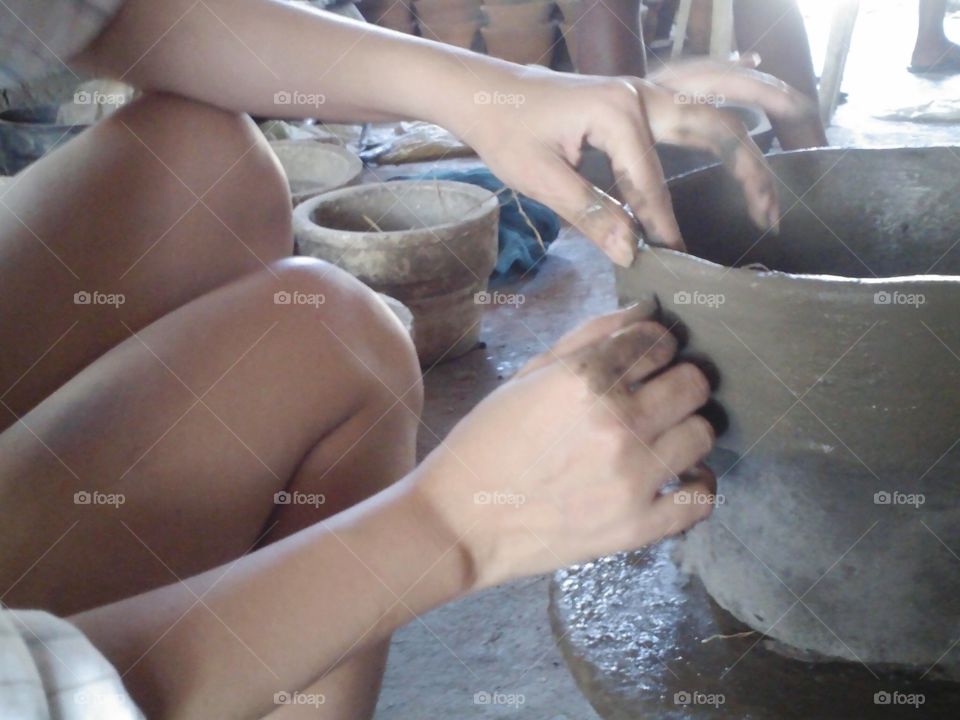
482;1;555;27
269;140;363;206
482;21;557;65
421;19;481;49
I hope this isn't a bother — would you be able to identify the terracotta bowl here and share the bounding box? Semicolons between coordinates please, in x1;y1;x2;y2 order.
420;19;481;49
482;1;555;27
481;21;557;65
268;140;363;206
293;180;499;366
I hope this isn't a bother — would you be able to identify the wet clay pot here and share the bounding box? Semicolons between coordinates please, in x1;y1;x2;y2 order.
615;147;960;678
293;180;499;366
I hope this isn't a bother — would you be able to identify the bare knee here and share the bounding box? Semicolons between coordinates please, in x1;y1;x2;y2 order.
99;92;293;261
269;257;423;417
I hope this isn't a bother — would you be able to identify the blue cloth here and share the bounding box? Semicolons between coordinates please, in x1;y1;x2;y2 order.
397;167;561;277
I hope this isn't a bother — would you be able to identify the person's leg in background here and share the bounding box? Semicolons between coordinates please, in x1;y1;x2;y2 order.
911;0;960;71
733;0;828;149
564;0;648;76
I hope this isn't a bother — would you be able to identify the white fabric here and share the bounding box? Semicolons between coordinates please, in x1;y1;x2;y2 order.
0;609;143;720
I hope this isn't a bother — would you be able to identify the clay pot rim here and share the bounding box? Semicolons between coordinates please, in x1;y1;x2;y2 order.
268;140;363;201
293;179;499;245
640;147;960;286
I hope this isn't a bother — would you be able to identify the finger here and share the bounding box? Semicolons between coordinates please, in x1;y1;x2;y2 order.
525;149;639;267
656;105;778;232
647;413;715;477
516;303;658;378
657;64;815;126
650;463;718;534
589;84;684;251
631;363;712;437
574;321;679;397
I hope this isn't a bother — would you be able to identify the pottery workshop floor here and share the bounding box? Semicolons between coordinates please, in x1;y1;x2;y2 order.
375;3;960;718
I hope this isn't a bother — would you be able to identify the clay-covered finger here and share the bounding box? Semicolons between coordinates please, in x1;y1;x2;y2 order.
658;106;778;232
575;321;678;396
651;463;718;533
647;413;715;477
526;151;639;267
588;89;684;251
516;304;658;378
631;363;712;437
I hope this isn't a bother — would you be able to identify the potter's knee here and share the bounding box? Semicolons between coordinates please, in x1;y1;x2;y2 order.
102;93;292;256
268;258;422;409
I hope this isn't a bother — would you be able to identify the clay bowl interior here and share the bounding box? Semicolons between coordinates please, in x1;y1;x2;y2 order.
269;141;363;205
668;148;960;278
302;181;494;239
481;21;557;64
482;1;555;27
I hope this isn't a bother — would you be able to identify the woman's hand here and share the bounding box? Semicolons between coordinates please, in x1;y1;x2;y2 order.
454;56;814;266
412;306;718;591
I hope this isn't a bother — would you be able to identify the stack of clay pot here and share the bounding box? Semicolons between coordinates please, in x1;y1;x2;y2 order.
413;0;483;49
481;0;557;65
361;0;416;34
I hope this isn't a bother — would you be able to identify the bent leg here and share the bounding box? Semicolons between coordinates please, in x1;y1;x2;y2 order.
0;92;293;427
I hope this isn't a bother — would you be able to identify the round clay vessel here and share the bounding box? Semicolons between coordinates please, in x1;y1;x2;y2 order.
615;147;960;679
482;1;555;27
293;180;499;366
481;21;557;65
269;140;363;206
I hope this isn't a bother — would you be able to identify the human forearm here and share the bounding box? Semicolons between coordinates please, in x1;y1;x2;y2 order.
76;0;522;129
72;476;471;720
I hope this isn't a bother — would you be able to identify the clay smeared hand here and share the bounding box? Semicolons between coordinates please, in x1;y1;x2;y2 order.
456;56;811;264
411;306;718;591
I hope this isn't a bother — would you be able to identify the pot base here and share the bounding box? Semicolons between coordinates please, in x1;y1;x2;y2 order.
549;540;960;719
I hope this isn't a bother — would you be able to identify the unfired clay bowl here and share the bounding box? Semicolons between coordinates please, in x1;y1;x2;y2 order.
293;180;499;366
269;140;363;206
616;147;960;679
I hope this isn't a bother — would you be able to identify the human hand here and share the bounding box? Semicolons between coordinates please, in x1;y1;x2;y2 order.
456;56;811;265
413;306;718;590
